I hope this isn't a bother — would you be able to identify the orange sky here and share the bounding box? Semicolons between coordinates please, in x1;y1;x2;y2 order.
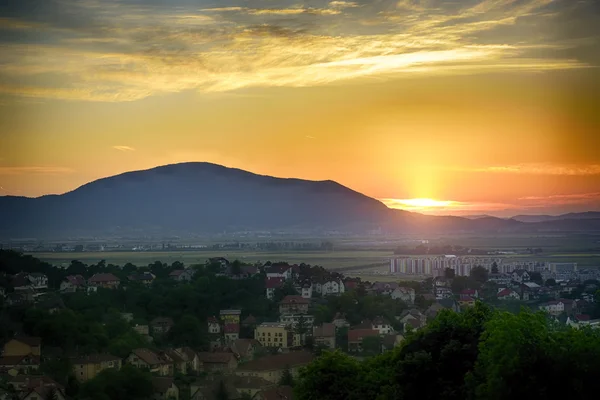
0;0;599;216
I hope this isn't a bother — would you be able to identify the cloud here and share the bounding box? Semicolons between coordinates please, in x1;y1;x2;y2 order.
0;0;595;102
113;145;136;152
518;193;600;203
0;166;74;175
455;164;600;176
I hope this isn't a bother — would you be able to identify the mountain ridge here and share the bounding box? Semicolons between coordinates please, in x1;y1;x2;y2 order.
1;162;599;238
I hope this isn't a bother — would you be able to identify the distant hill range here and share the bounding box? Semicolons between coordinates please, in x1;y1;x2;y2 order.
510;212;600;223
1;162;599;238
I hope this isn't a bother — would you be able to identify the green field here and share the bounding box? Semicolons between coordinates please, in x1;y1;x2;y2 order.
31;250;394;270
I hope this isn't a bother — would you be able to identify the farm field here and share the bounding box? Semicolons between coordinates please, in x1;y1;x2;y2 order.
30;249;395;270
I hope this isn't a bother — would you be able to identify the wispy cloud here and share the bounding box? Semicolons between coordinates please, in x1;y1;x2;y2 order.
454;164;600;176
0;166;74;175
112;145;136;152
0;0;594;102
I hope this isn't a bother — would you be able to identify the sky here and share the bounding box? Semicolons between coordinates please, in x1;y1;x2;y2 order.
0;0;599;217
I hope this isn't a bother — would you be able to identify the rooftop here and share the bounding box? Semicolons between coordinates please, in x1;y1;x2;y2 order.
237;351;314;372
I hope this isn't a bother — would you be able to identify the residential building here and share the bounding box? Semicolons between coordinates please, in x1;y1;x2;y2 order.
235;351;315;383
220;309;242;343
152;377;179;400
460;289;479;299
196;352;238;372
312;323;336;349
255;322;293;349
127;348;172;376
371;282;399;296
347;329;379;352
371;317;394;335
511;270;531;283
60;275;86;292
151;317;174;336
230;339;262;362
1;376;65;400
266;265;293;281
169;269;196;282
497;288;520;301
488;273;512;285
435;286;453;300
381;333;405;352
87;273;120;289
279;296;309;315
208;257;230;269
175;347;201;374
539;300;565;315
164;349;187;375
71;354;122;382
265;277;285;300
397;309;427;331
190;378;241;400
391;287;416;304
279;314;314;329
458;295;476;307
332;312;349;328
321;278;345;296
300;280;313;299
242;315;258;328
133;324;150;335
425;299;460;320
3;336;41;357
207;316;221;334
0;354;41;373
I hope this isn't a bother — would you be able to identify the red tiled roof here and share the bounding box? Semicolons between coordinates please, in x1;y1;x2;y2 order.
131;348;167;366
169;269;185;277
348;329;379;342
461;289;477;295
267;265;291;274
280;295;309;305
66;275;86;286
576;314;591;321
197;352;236;364
266;277;285;289
0;355;41;366
224;324;240;333
497;288;514;297
460;295;475;302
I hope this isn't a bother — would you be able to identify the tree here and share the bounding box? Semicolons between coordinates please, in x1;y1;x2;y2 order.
361;336;382;355
444;268;455;280
231;260;242;276
470;266;488;284
491;262;499;274
169;315;208;349
280;365;295;386
44;387;59;400
529;271;543;286
451;276;479;293
545;278;557;287
295;315;308;346
79;364;153;400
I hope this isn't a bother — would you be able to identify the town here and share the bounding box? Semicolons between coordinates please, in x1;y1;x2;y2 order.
0;249;599;400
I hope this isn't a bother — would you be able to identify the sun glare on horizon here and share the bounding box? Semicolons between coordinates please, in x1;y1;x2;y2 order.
380;198;461;213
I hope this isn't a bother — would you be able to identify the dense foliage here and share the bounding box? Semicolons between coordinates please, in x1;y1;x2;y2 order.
295;303;600;400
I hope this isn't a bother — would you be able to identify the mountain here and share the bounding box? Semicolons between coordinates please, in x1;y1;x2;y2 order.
511;212;600;223
0;163;599;238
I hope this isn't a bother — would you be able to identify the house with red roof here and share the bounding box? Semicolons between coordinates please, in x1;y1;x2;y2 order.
265;277;285;300
87;273;120;289
497;288;520;301
347;329;379;352
279;295;309;315
460;289;479;298
266;264;293;281
60;275;86;292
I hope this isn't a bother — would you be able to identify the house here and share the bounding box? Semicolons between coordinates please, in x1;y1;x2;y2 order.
312;323;336;349
256;385;294;400
152;377;179;400
164;349;188;375
435;286;453;300
208;257;230;269
539;300;565;315
15;377;66;400
397;309;427;331
255;322;294;349
235;351;315;383
242;315;258;328
169;269;196;282
560;298;577;314
231;339;262;362
151;317;174;336
0;354;41;373
458;295;476;307
371;282;399;296
371;316;394;335
60;275;86;292
3;336;41;357
128;272;155;285
207;316;221;334
332;312;350;328
87;273;120;289
72;354;122;382
133;324;150;336
127;348;172;376
25;273;48;290
175;347;201;373
347;329;379;352
511;269;531;283
197;352;238;372
460;289;479;299
279;314;315;329
488;273;511;285
391;287;416;304
381;333;404;352
12;272;48;291
266;265;293;281
299;280;313;299
233;265;259;279
230;376;274;398
321;278;345;296
265;277;285;300
497;288;520;301
425;299;460;320
279;296;309;315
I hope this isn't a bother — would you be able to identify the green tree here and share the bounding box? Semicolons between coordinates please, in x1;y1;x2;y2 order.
168;315;208;350
491;262;499;274
361;335;382;355
529;271;543;286
214;380;229;400
545;278;557;287
470;266;488;285
231;260;242;276
79;364;153;400
444;268;456;280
